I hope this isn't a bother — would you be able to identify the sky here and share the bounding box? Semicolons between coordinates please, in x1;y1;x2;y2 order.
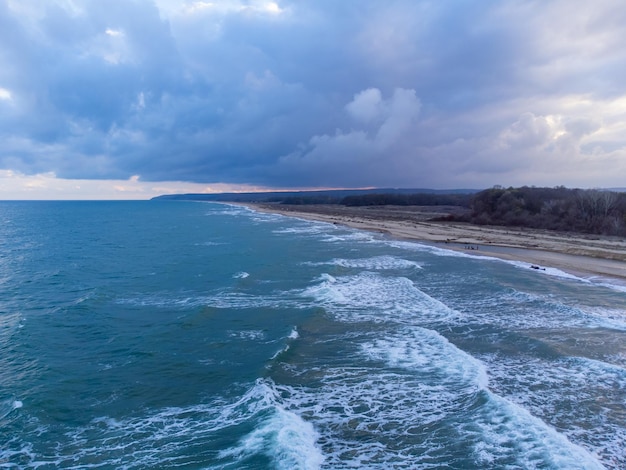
1;0;626;199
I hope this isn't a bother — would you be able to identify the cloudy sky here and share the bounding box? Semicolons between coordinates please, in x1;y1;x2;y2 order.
1;0;625;199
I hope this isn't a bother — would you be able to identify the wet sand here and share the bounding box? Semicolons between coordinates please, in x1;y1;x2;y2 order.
239;203;626;281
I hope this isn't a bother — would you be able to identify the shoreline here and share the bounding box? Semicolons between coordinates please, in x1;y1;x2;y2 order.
237;202;626;282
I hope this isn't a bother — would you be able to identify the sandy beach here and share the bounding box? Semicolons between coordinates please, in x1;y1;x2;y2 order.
240;203;626;281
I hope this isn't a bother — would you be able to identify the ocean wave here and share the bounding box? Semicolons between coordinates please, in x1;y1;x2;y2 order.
494;259;626;294
320;230;378;243
591;278;626;294
455;286;626;332
480;353;625;469
362;326;489;391
0;312;24;342
580;305;626;331
0;397;22;422
361;327;603;468
116;290;298;311
0;379;322;469
228;329;266;340
300;271;461;324
273;225;329;236
269;327;300;361
385;239;488;259
288;327;299;340
195;241;228;247
468;393;604;469
205;206;248;217
504;259;589;281
216;379;324;470
385;238;626;293
308;255;422;271
264;324;603;469
219;402;323;470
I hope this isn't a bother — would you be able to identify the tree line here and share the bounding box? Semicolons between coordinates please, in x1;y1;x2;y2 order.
466;186;626;236
276;192;473;207
276;186;626;236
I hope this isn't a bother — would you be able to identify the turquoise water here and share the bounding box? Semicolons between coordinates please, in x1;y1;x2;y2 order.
1;201;625;469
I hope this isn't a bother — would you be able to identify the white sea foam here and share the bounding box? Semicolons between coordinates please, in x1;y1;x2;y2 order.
358;328;604;468
387;237;626;294
580;305;626;331
268;368;465;467
284;264;617;469
301;271;461;324
0;442;38;469
228;329;265;340
362;326;489;390
593;278;626;293
233;271;250;279
541;296;626;331
117;290;299;311
195;241;227;246
265;329;599;468
220;407;324;470
480;353;626;469
321;230;378;243
269;327;301;360
6;379;322;469
273;225;329;236
462;287;626;331
311;255;422;271
300;273;347;304
385;239;488;259
274;326;605;468
206;206;247;217
218;379;324;469
211;203;284;224
505;259;588;281
496;258;626;294
0;398;23;421
469;393;605;469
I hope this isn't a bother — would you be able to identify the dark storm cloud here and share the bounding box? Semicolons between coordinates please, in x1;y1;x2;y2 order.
1;0;626;189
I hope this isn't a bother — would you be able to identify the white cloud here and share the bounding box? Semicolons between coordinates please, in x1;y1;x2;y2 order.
375;88;421;148
414;98;626;188
497;112;561;150
0;88;12;101
263;2;284;15
182;2;216;15
346;88;384;124
344;87;421;143
132;92;146;111
78;27;133;65
277;88;421;186
3;0;626;193
105;28;124;37
174;0;285;17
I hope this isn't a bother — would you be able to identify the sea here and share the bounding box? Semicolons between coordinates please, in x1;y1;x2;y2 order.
1;200;625;469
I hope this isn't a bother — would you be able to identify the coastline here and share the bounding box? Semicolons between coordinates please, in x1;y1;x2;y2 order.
237;202;626;282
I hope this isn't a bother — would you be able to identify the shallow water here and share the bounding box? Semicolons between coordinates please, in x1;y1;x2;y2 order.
1;201;624;469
